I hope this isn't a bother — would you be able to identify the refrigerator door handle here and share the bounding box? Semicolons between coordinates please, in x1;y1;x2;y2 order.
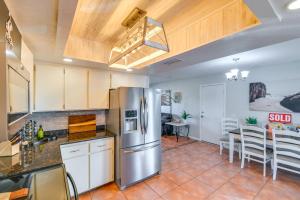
140;97;144;134
144;98;149;134
123;144;160;153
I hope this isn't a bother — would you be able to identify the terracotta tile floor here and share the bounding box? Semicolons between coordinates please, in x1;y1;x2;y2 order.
161;135;195;151
79;141;300;200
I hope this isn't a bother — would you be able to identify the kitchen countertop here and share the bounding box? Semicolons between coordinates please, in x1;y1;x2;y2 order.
0;131;115;179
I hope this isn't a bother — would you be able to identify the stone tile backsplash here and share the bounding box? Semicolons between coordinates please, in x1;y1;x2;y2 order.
8;110;106;138
31;110;106;131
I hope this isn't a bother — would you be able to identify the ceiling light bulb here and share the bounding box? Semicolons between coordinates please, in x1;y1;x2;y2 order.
63;58;72;62
5;49;15;57
225;72;233;80
126;68;133;72
288;0;300;10
241;71;250;79
230;69;239;77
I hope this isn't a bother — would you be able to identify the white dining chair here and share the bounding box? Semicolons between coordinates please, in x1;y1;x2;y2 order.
220;118;241;159
240;126;273;176
272;129;300;180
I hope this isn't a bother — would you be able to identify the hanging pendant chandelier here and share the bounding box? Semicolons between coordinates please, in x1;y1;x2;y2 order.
225;58;250;81
109;8;169;70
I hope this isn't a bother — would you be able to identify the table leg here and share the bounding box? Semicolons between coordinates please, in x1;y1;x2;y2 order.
176;127;179;142
186;125;190;138
229;133;234;163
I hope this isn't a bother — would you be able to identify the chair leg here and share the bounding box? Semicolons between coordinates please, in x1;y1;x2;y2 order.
241;154;245;169
273;163;277;181
271;159;274;170
238;146;241;160
263;161;266;177
220;142;223;155
248;155;250;163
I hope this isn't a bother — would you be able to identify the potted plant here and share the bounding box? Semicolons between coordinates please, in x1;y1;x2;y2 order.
181;110;192;123
245;117;257;126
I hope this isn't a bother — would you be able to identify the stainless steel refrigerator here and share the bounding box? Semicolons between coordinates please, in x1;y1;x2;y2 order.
107;87;161;190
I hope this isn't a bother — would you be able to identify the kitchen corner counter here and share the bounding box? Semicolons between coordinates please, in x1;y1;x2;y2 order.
0;131;115;179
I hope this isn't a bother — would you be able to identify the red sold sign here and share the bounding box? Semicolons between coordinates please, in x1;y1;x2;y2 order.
269;113;292;124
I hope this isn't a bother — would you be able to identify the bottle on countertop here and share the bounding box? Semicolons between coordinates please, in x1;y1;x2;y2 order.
37;125;44;140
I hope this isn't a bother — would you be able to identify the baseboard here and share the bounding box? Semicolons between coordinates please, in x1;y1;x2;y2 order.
188;136;201;141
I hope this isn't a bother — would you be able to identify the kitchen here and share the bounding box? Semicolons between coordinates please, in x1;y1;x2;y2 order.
1;0;300;200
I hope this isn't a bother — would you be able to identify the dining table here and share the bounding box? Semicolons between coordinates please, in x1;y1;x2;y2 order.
165;122;190;142
228;128;273;163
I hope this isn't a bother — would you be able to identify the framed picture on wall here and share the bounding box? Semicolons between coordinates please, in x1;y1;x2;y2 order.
161;90;171;106
173;92;182;103
249;81;300;113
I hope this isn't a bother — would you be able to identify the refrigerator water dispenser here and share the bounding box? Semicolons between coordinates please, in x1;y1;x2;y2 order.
124;110;137;132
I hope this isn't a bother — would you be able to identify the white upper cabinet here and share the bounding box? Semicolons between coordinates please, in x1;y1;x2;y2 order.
88;69;110;109
111;72;149;88
65;67;88;110
34;63;150;111
35;64;64;111
8;67;29;113
21;40;34;112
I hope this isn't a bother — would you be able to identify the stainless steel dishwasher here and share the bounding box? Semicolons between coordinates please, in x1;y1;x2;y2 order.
28;165;78;200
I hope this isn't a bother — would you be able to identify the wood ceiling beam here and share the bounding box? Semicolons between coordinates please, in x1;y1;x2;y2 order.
64;0;260;66
64;36;111;63
134;0;260;68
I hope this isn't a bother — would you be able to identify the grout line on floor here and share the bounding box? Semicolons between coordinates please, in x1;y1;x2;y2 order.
253;173;272;200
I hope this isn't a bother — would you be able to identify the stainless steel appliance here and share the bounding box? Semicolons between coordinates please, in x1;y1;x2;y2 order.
107;87;161;189
30;165;79;200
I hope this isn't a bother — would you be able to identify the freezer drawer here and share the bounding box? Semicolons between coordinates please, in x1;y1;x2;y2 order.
120;142;161;188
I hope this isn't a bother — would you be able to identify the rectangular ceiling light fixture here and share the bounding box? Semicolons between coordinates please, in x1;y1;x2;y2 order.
109;9;169;70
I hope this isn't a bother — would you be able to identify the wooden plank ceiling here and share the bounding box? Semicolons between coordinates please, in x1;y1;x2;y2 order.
64;0;260;67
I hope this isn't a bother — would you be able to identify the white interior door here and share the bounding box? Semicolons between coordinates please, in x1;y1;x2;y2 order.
200;84;225;144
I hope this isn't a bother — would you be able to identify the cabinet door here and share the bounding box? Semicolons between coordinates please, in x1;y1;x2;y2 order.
21;40;34;112
88;69;110;109
90;149;114;188
8;67;29;113
111;72;149;88
63;155;89;195
65;67;88;110
35;64;64;111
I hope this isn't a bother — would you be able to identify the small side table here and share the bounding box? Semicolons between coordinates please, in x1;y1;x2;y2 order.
165;122;190;142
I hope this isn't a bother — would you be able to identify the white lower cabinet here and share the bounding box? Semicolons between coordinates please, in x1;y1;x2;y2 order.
60;137;114;195
90;149;114;188
63;155;89;196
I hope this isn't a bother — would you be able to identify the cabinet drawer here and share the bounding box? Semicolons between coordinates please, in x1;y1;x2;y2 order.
90;138;114;153
60;143;89;160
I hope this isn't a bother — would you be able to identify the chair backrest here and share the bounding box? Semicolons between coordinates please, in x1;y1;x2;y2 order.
240;126;267;156
273;129;300;163
222;118;239;135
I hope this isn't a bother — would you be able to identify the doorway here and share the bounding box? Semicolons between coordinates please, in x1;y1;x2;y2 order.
200;83;225;144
